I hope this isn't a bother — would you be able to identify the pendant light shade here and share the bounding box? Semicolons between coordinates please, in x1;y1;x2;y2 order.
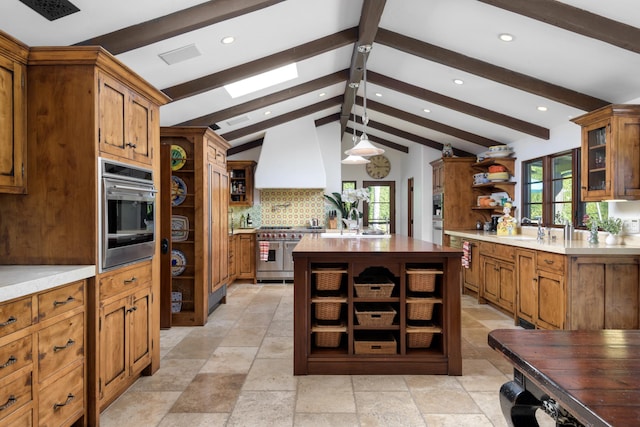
341;154;370;164
344;134;384;156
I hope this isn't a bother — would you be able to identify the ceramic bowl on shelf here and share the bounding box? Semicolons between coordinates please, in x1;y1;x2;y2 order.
488;165;507;173
487;150;514;158
487;172;510;181
473;172;489;184
488;145;511;152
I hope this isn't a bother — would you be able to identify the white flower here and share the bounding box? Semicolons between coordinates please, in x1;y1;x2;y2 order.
342;188;369;204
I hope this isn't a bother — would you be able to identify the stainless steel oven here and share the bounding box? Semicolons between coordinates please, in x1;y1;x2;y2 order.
99;158;157;272
256;227;322;281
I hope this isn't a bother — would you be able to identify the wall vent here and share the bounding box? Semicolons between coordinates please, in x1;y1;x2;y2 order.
158;44;201;65
19;0;80;21
226;116;250;126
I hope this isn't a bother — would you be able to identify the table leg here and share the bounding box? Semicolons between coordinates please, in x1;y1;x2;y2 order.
500;380;542;427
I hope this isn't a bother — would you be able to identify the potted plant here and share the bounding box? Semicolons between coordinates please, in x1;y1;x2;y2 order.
599;216;623;245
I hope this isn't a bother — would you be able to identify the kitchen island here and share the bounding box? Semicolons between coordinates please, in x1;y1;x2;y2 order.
292;234;462;375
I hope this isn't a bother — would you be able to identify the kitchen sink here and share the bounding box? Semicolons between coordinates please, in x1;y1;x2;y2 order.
320;233;391;239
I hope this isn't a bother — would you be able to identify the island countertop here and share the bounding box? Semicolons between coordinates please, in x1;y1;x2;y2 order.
293;233;462;256
0;265;95;302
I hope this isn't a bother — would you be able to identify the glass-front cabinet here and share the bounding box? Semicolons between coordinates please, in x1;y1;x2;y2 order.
572;104;640;202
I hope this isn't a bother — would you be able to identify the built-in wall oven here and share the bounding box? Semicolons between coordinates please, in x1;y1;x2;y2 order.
432;193;443;245
99;158;157;271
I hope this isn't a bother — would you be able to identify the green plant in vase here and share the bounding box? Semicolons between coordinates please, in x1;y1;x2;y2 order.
599;216;622;245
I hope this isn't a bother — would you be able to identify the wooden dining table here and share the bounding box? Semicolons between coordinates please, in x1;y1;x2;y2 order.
488;329;640;427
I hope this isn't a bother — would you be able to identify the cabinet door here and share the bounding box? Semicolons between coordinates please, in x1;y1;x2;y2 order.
209;158;229;291
516;250;536;323
98;74;127;157
237;234;256;280
613;116;640;199
536;269;564;330
481;256;515;312
99;296;128;402
127;91;153;164
498;261;515;312
0;54;26;193
129;287;152;376
481;256;500;303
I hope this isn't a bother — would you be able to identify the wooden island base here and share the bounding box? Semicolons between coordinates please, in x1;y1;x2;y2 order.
292;234;462;376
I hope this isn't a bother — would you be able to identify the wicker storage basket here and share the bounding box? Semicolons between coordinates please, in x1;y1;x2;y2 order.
406;297;442;320
406;326;441;348
312;323;346;348
353;277;395;298
313;296;346;321
313;268;346;291
406;269;442;292
355;304;396;326
354;333;397;354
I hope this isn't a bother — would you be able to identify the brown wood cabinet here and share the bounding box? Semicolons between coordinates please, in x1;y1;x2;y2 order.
160;127;230;327
228;234;237;283
572;104;640;201
0;47;169;426
98;72;155;165
0;280;87;426
479;242;515;313
236;233;256;283
0;31;28;194
463;239;481;295
228;160;256;206
429;157;476;245
431;159;444;194
97;261;152;411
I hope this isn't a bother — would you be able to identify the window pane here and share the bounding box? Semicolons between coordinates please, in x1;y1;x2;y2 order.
522;159;543;221
367;186;390;233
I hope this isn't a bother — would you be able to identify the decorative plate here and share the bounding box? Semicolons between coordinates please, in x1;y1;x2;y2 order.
170;145;187;171
171;291;182;313
171;249;187;276
171;176;187;206
171;215;189;241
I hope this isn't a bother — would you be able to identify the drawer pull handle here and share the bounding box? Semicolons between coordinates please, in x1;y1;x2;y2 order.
126;306;138;314
53;339;75;352
544;259;554;265
53;394;75;410
125;142;137;148
124;277;137;284
53;296;76;307
0;316;17;327
0;395;16;411
0;356;17;369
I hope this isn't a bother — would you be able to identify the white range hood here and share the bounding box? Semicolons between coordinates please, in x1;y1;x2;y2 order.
255;118;327;189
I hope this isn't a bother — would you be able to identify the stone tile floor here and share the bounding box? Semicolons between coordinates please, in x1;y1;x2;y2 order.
100;282;555;426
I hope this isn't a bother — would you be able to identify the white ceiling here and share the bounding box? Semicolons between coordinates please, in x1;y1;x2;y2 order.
2;0;640;155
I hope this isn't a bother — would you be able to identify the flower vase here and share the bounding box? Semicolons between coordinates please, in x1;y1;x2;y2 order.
605;233;618;245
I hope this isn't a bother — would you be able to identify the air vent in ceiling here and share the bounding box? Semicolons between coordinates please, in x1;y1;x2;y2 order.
158;44;201;65
19;0;80;21
226;116;250;126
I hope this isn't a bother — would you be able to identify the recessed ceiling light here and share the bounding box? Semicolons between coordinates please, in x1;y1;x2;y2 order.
423;108;431;113
453;79;464;85
264;111;272;116
318;92;326;97
221;36;235;44
499;33;514;42
537;106;548;112
375;92;382;97
224;63;298;98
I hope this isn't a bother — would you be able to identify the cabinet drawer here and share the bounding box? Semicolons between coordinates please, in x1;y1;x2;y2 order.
1;405;32;427
100;262;151;300
537;251;565;273
0;335;32;381
38;280;85;322
38;363;84;427
480;242;514;261
0;369;32;422
38;313;84;382
0;298;33;339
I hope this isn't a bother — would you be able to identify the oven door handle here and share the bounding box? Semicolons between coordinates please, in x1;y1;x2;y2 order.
111;184;158;194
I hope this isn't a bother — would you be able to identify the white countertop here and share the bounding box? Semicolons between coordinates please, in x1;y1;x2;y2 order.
0;265;95;302
446;229;640;255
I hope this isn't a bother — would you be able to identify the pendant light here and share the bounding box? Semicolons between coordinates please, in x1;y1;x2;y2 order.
342;103;370;164
344;44;384;157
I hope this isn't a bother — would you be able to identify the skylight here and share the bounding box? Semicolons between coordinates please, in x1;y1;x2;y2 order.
224;63;298;98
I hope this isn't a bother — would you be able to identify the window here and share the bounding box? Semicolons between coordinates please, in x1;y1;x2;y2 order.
522;149;607;228
363;181;395;234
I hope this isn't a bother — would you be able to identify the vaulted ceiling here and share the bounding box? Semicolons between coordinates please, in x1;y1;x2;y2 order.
3;0;640;157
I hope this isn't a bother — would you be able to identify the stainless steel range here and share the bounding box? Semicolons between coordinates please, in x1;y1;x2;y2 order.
256;226;323;281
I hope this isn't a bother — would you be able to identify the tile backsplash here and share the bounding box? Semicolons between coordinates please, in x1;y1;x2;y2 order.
260;189;325;227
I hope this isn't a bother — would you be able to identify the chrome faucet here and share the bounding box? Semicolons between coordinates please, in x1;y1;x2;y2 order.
537;222;545;241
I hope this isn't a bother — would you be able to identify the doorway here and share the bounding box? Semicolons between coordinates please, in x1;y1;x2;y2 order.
363;181;395;234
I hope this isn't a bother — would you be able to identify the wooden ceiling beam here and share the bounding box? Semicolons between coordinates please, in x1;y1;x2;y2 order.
375;28;609;112
358;96;502;147
220;95;342;141
163;28;357;101
178;70;348;127
367;70;550;140
479;0;640;55
339;0;387;133
75;0;284;54
227;138;264;156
